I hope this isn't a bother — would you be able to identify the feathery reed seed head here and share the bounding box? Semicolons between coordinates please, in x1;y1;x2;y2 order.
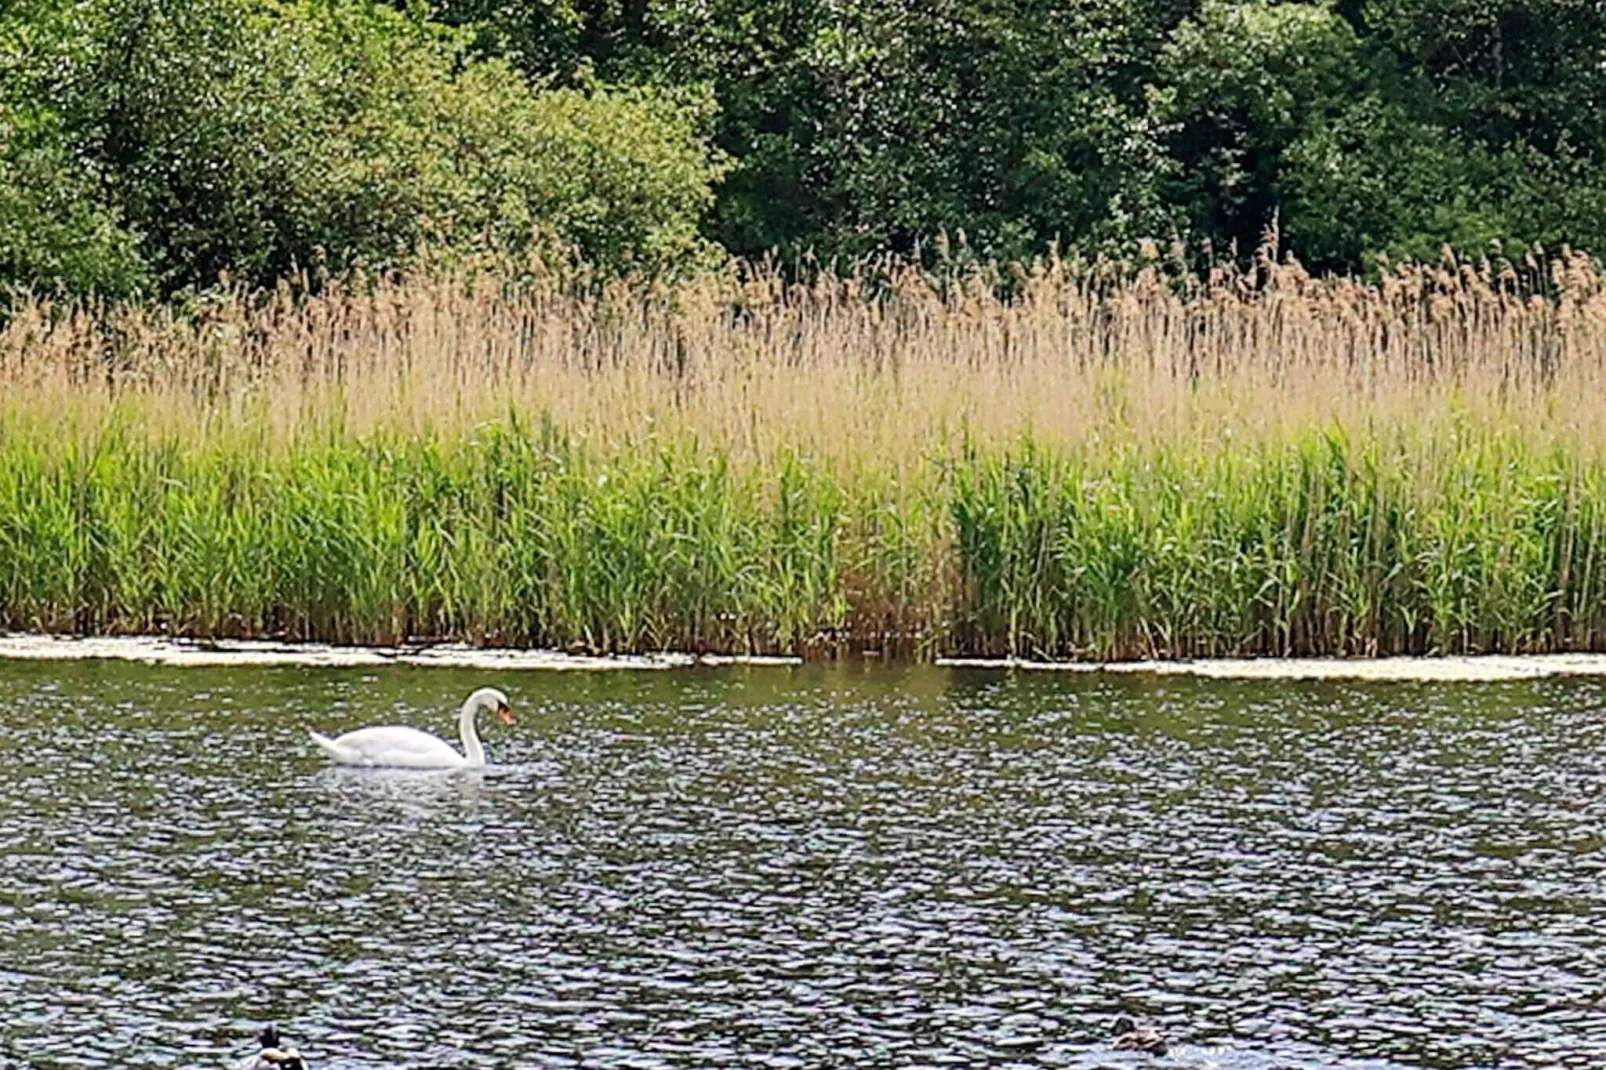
3;250;1605;657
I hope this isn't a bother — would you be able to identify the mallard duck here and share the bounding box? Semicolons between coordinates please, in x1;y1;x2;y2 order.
236;1024;307;1070
1112;1015;1168;1055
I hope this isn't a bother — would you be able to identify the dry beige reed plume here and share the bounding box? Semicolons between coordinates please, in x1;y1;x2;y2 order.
3;249;1605;463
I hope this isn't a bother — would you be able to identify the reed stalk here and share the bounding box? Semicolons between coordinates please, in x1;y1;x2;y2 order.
3;249;1604;658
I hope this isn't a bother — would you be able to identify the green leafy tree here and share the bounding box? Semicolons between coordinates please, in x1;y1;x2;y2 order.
0;2;147;296
796;1;1174;260
1356;0;1606;258
0;107;148;298
9;0;1606;287
0;0;725;296
425;0;1180;261
1152;1;1372;258
1361;0;1606;152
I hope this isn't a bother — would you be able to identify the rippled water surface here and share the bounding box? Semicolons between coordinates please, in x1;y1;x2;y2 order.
3;663;1605;1069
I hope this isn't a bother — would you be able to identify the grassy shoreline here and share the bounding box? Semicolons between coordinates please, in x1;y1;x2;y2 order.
4;252;1606;659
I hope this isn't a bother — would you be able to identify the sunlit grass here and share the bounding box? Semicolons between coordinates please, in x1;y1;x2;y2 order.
3;249;1605;657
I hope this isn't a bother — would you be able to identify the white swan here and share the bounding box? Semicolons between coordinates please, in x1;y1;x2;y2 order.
308;686;512;769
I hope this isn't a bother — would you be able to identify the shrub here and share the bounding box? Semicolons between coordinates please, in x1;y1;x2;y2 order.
0;107;148;298
0;0;726;296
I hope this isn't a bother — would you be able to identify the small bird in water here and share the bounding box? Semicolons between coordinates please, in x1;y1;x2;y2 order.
236;1024;307;1070
1112;1015;1168;1055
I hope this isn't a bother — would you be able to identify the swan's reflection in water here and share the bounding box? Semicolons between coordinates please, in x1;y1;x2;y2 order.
1;663;1604;1068
314;764;490;807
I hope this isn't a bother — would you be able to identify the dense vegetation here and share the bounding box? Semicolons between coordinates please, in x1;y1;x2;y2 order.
4;254;1606;658
0;0;725;297
4;0;1605;299
6;0;1606;659
453;0;1606;270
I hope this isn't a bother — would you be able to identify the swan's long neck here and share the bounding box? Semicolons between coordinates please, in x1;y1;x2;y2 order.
458;698;487;767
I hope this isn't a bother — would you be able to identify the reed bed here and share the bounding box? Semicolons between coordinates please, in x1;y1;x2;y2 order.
4;248;1606;658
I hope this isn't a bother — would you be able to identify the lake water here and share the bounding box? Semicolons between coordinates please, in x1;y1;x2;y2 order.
2;661;1604;1068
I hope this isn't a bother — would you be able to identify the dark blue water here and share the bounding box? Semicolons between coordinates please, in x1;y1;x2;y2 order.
2;662;1604;1068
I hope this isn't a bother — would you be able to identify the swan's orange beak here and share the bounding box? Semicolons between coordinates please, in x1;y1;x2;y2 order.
497;702;514;726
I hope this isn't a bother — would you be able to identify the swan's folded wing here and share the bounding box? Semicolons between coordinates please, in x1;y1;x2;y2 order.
315;725;464;768
308;729;368;765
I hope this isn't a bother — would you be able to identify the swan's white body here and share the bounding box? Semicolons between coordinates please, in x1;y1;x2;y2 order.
309;687;512;769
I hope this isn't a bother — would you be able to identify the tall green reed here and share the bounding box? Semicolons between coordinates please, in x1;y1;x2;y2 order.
4;249;1606;658
5;414;1606;657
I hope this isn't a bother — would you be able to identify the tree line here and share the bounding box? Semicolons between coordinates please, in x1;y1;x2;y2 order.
3;0;1602;298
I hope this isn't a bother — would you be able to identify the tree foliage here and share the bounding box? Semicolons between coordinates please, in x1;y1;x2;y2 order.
3;0;1605;296
0;0;725;296
432;0;1606;268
